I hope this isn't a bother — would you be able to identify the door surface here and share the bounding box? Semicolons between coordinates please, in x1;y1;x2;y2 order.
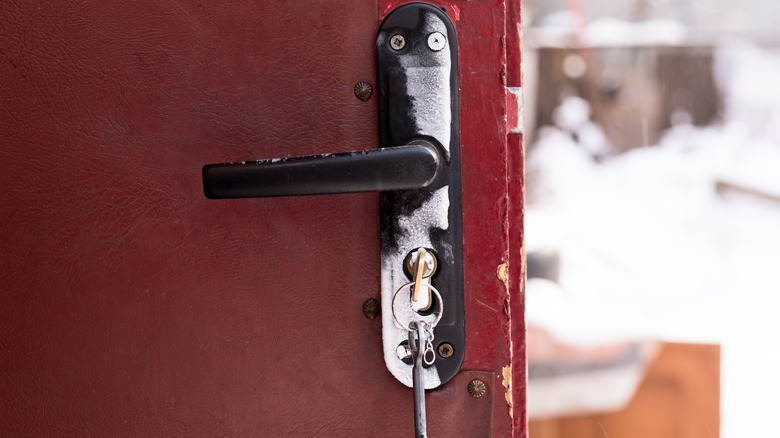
0;1;526;436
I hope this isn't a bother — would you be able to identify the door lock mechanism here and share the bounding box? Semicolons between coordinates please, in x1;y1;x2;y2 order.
202;3;462;388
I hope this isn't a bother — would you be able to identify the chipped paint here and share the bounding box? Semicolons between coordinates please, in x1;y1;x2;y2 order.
502;365;513;416
499;266;513;416
446;5;461;22
497;262;509;288
506;87;523;134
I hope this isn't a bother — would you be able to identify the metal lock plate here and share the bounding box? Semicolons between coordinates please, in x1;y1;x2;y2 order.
377;3;464;389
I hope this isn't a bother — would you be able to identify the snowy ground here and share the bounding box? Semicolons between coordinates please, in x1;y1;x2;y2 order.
526;44;780;437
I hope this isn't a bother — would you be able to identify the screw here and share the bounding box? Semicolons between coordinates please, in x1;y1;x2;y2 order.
427;32;446;51
390;34;406;50
437;342;454;358
353;81;373;101
467;379;487;398
362;298;380;320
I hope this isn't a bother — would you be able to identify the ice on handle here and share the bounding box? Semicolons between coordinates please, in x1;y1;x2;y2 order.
203;141;441;199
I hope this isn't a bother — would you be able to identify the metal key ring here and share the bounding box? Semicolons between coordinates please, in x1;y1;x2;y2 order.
391;281;444;331
423;348;436;366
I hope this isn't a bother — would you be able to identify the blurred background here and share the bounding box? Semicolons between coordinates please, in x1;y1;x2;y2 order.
522;1;780;436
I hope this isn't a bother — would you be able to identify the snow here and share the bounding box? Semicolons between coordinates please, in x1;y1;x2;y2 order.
529;16;690;48
527;44;780;436
586;17;688;46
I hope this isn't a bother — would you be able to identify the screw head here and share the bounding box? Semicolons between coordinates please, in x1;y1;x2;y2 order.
354;81;373;101
389;34;406;50
437;342;454;358
427;32;446;51
362;298;381;320
467;379;487;398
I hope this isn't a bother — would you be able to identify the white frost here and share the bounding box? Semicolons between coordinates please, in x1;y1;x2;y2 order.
380;11;454;389
381;186;449;389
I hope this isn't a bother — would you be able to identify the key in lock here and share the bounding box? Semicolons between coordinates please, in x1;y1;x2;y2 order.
404;248;438;313
393;248;444;437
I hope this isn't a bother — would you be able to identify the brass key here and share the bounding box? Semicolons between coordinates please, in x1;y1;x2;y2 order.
407;248;437;312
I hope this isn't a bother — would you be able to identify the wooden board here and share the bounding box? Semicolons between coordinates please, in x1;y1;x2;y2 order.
529;343;720;438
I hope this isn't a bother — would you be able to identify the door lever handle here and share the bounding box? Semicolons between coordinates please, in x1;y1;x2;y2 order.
200;3;463;390
202;140;441;199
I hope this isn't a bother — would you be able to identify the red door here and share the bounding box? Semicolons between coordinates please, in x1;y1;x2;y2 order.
1;1;525;436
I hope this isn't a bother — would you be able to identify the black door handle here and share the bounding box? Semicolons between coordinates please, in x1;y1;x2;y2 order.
200;3;464;390
202;140;441;199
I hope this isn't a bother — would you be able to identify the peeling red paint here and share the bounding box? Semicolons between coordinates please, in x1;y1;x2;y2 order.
503;364;514;415
446;4;461;21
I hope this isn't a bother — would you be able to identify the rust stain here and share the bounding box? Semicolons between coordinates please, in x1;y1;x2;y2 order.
502;364;513;417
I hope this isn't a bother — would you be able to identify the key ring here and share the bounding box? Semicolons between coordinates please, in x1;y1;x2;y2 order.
409;322;437;366
391;281;444;331
422;325;436;365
